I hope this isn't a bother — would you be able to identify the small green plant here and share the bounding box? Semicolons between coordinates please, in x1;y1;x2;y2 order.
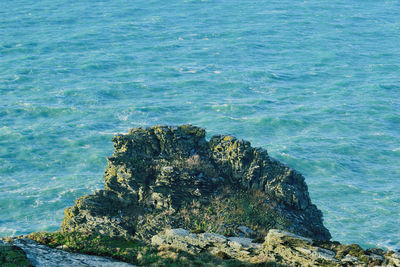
179;187;289;239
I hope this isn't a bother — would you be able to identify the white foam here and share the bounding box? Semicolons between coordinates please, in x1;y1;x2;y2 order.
0;227;17;237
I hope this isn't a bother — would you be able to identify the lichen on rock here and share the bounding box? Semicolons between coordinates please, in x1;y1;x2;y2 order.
61;125;331;241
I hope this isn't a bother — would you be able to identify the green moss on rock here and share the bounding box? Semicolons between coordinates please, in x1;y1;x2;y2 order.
0;243;32;267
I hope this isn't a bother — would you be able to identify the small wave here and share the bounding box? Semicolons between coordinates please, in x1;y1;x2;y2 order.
376;240;400;252
179;68;197;74
117;113;129;121
98;131;125;135
33;199;43;208
346;184;359;190
227;116;248;121
0;227;17;237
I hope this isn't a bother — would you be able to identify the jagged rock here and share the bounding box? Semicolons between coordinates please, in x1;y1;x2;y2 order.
12;239;135;267
62;125;330;241
151;228;399;267
151;228;263;262
262;229;399;266
388;252;400;267
263;229;339;266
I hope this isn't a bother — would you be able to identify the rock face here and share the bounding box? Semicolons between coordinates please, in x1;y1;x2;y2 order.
62;125;331;241
152;228;400;266
151;228;263;262
11;239;135;267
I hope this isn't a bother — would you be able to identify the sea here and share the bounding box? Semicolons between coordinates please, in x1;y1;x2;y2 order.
1;0;399;250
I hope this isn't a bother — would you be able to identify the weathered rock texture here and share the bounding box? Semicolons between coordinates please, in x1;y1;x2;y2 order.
262;229;400;266
11;239;135;267
62;125;330;241
151;228;264;263
152;228;400;266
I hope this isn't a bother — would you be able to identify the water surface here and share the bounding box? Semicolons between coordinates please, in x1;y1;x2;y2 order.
1;0;399;250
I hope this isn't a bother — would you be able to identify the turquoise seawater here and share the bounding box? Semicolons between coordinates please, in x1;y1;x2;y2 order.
1;0;399;250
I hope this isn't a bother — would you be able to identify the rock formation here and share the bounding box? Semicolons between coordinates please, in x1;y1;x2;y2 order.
151;228;400;266
61;125;331;241
4;125;399;266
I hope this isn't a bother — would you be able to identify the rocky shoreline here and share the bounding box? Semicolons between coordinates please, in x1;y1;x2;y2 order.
1;125;399;266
